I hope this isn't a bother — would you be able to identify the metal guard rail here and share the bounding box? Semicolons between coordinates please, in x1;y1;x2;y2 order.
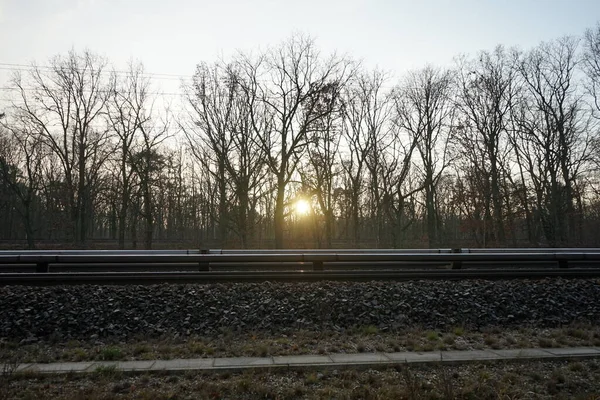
2;249;600;272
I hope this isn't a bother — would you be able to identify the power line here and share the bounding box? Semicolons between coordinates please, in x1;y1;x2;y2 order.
0;63;401;90
0;63;193;82
0;86;184;96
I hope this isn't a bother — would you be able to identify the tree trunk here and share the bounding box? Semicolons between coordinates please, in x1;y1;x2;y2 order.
131;209;138;249
239;189;249;248
118;157;129;249
324;209;333;248
118;201;127;250
23;202;35;249
490;161;505;245
218;162;227;247
425;179;437;248
143;186;153;250
274;175;286;249
77;140;87;246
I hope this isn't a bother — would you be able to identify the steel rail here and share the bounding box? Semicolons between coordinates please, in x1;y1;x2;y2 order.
1;268;600;285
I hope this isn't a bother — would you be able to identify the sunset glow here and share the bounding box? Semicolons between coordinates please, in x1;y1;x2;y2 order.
295;199;310;216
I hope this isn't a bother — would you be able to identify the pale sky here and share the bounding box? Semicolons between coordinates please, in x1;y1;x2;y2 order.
1;0;599;96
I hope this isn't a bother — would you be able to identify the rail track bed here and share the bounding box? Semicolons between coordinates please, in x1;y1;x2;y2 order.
1;279;599;342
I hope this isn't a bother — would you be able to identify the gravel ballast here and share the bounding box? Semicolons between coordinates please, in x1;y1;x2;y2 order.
1;279;599;342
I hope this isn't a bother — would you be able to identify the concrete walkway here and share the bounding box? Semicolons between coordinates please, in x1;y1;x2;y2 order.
8;347;600;375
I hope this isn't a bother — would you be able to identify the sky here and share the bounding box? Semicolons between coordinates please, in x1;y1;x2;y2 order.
1;0;599;98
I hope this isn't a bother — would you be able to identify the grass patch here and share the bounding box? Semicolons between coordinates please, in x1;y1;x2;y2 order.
538;338;555;348
421;342;435;352
255;344;269;357
361;325;379;335
274;337;291;345
133;344;151;356
94;364;121;378
478;369;491;381
567;328;591;340
504;334;517;345
304;372;319;385
187;340;207;355
100;347;122;361
405;338;417;351
453;326;465;336
484;335;498;347
63;347;88;361
569;361;585;372
556;335;570;345
442;334;455;345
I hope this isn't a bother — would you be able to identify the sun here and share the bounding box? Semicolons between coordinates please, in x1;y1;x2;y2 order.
295;199;311;216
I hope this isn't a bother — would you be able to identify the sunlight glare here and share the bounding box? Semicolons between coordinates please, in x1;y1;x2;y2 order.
295;199;310;215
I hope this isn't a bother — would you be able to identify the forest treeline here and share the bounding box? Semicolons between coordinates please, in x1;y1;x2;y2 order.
2;24;600;249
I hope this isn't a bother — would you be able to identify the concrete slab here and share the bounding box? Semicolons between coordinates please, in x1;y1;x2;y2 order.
441;350;502;361
542;347;600;356
384;352;411;362
273;355;332;365
329;353;390;363
152;358;214;370
117;361;155;370
7;347;600;376
15;363;32;372
34;362;94;373
490;349;553;358
87;362;118;371
214;357;273;367
404;352;443;363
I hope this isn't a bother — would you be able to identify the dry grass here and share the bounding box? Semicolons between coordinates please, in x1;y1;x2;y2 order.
2;323;600;364
1;359;600;399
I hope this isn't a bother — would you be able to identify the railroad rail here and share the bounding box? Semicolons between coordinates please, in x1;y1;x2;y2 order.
1;249;600;284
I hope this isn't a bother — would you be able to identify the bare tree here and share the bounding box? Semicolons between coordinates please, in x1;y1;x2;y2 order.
184;61;266;247
107;61;151;249
239;34;353;248
340;70;392;246
9;50;113;245
455;46;519;245
131;110;171;249
300;82;345;247
377;98;427;248
513;37;591;245
583;22;600;117
0;112;46;248
395;66;456;247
